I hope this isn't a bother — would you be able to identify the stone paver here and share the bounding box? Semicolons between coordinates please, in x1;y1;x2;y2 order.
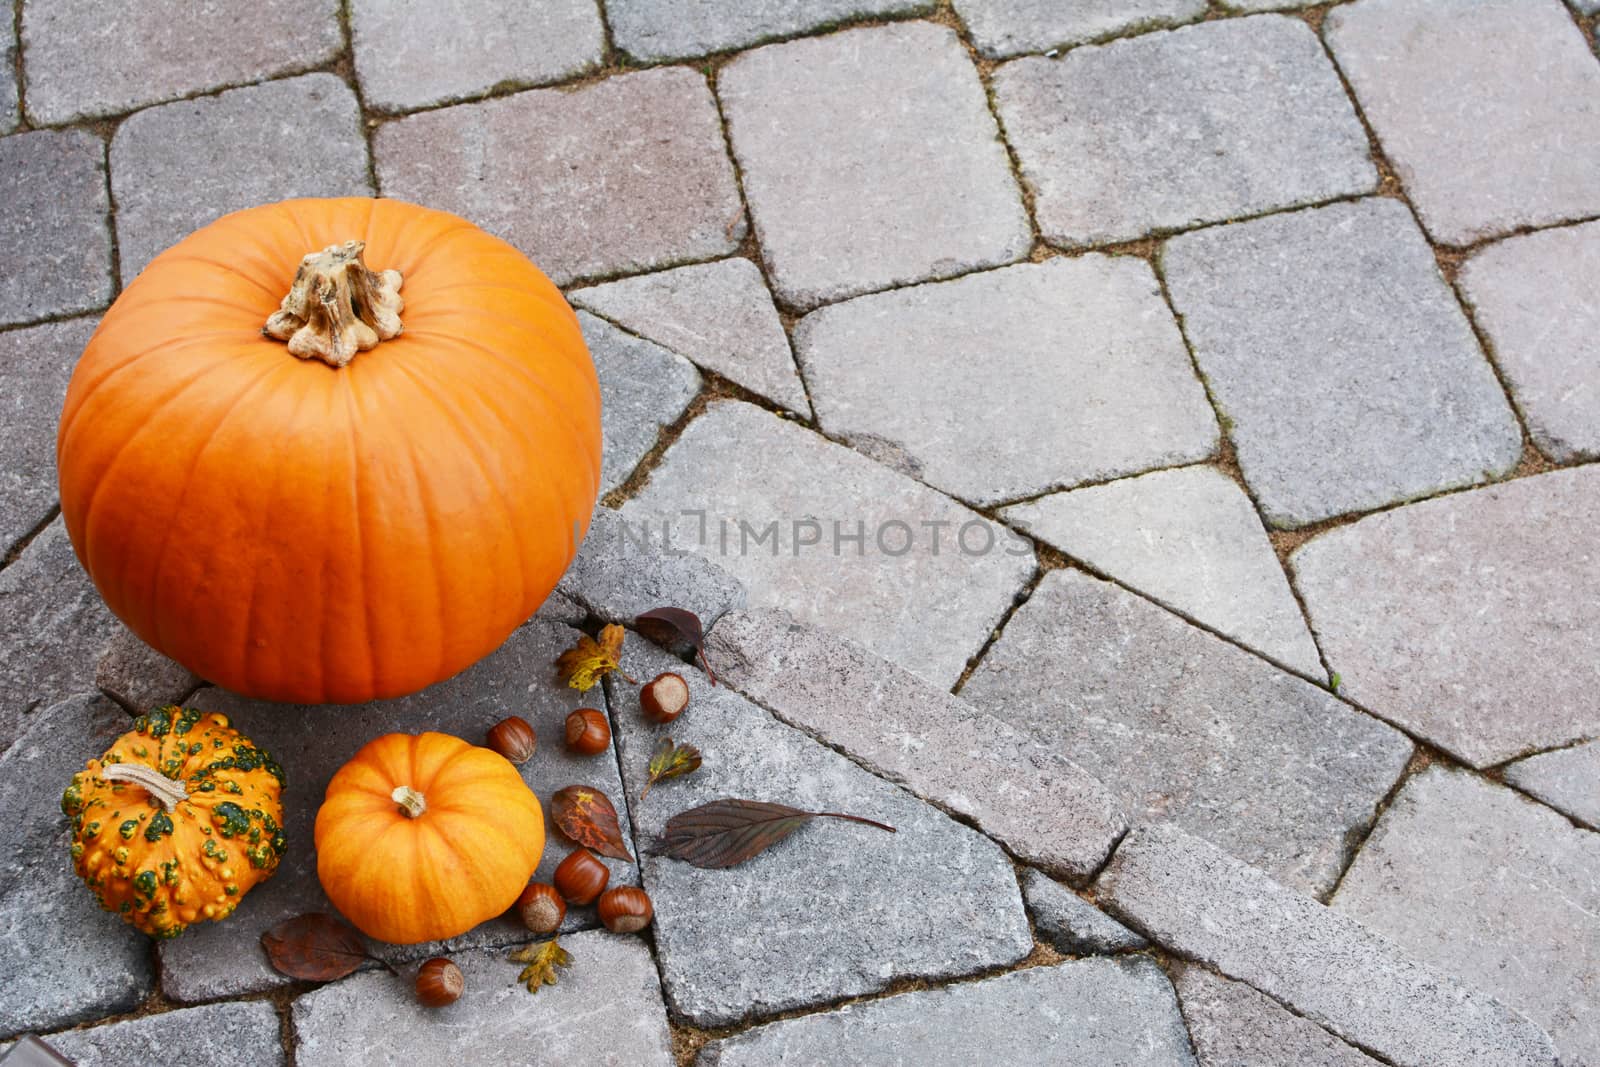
613;638;1032;1027
1292;466;1600;768
607;0;933;62
619;400;1035;688
993;17;1375;250
1163;198;1522;528
1504;742;1600;830
1020;869;1147;954
376;67;744;287
1003;466;1322;676
0;317;96;551
1333;767;1600;1066
560;507;746;633
720;22;1030;310
350;0;604;112
159;619;639;1002
581;312;701;495
698;957;1197;1066
110;74;370;284
94;625;201;714
963;569;1412;896
1097;824;1562;1067
293;931;672;1066
0;695;151;1039
795;257;1218;506
708;608;1126;882
21;0;342;124
1174;966;1381;1067
1;28;17;133
0;131;112;326
13;1002;283;1067
1326;0;1600;246
1459;220;1600;462
953;0;1206;59
570;258;810;414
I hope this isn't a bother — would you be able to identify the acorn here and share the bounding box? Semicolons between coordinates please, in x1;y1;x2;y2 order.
564;708;611;756
640;672;690;724
515;881;566;934
486;715;537;764
553;847;610;905
415;957;464;1007
598;886;654;934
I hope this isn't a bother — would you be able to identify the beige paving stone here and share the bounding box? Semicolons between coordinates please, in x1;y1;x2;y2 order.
606;0;933;62
952;0;1206;59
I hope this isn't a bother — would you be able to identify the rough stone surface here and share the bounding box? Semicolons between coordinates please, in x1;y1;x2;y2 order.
993;17;1374;249
612;638;1032;1027
570;258;809;413
698;957;1197;1066
0;518;121;751
0;317;96;550
110;74;371;284
1325;0;1600;246
533;587;589;626
619;400;1035;688
963;569;1411;896
0;131;113;326
952;0;1206;59
0;29;17;133
1504;741;1600;830
158;619;639;1002
708;608;1125;882
376;67;744;287
581;312;701;495
1333;767;1600;1066
1003;466;1322;675
94;625;202;714
1292;467;1600;768
0;695;150;1039
21;0;341;124
1174;966;1381;1067
1458;220;1600;462
720;22;1030;310
350;0;604;112
1163;198;1522;528
15;1002;284;1066
796;258;1217;506
561;507;746;633
607;0;932;61
1097;824;1561;1067
1021;869;1147;954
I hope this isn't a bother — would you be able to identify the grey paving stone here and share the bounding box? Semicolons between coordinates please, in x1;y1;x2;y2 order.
719;22;1030;310
619;400;1035;688
953;0;1206;59
708;608;1125;882
606;0;932;62
0;694;150;1039
698;957;1197;1066
533;587;589;626
0;518;120;751
377;67;744;287
963;569;1411;896
570;258;810;413
0;30;17;133
1003;466;1322;676
95;625;201;714
1503;741;1600;830
21;0;341;124
1292;467;1600;768
1333;768;1600;1067
351;0;604;112
1020;868;1147;954
0;131;112;326
560;507;745;633
1326;0;1600;246
1458;220;1600;462
1162;198;1522;528
796;258;1217;506
0;317;96;551
158;619;639;1002
992;17;1374;250
612;638;1033;1027
110;74;371;284
1097;824;1561;1067
1174;966;1381;1067
16;1002;283;1067
581;312;701;495
293;931;672;1066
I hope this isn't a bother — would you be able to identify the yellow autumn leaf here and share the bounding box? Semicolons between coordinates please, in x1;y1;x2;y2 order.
509;938;573;994
555;623;630;691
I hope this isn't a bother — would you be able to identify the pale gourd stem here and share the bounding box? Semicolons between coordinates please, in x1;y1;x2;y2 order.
263;239;404;368
392;785;427;819
99;763;189;813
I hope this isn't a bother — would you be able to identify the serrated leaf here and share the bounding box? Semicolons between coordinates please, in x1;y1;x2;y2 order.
261;913;376;982
551;785;634;860
636;606;718;685
556;624;632;691
655;798;896;869
641;737;701;801
509;938;573;994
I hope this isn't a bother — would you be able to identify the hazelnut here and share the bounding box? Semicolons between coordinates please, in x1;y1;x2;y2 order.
640;672;690;724
564;708;611;756
515;881;566;935
553;847;610;905
486;715;537;764
597;886;654;934
415;957;464;1007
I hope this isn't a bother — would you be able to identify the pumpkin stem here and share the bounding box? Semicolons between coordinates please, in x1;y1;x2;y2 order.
391;785;427;819
99;762;190;814
263;240;403;368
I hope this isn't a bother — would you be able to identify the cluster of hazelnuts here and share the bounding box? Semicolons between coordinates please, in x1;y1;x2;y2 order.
484;670;691;765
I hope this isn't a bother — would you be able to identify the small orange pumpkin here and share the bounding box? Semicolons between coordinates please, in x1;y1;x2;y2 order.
57;197;601;704
314;731;545;944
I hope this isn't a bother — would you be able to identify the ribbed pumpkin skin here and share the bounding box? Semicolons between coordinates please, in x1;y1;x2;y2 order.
57;198;601;703
314;732;545;944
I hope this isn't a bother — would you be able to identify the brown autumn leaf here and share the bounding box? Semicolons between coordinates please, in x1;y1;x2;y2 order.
641;737;702;801
551;785;635;860
509;938;573;995
555;623;635;691
636;606;718;685
261;913;387;981
655;798;896;869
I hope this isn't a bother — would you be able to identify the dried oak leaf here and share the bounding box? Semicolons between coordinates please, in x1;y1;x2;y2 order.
641;737;702;801
556;623;633;691
636;606;718;685
509;938;573;995
655;798;896;869
262;913;382;982
551;785;635;860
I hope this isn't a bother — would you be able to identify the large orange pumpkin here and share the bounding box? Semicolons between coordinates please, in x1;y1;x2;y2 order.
57;198;601;703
